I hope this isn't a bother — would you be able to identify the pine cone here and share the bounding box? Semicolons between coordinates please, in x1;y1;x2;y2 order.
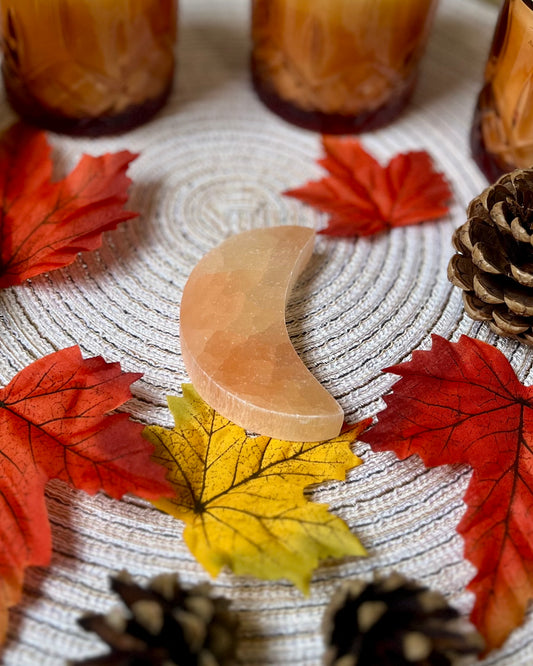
322;573;483;666
448;168;533;344
73;571;239;666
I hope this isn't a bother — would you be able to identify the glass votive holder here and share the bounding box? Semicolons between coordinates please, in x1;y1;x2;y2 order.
0;0;177;136
471;0;533;182
250;0;439;134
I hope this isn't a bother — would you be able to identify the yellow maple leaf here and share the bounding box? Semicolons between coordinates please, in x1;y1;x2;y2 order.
144;384;369;592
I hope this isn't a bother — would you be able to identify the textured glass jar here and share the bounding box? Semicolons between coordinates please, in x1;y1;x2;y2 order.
471;0;533;181
0;0;177;136
250;0;439;134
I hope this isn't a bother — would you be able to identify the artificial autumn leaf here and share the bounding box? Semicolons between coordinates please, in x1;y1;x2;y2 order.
284;136;451;237
0;346;171;643
144;384;369;592
361;334;533;653
0;122;138;288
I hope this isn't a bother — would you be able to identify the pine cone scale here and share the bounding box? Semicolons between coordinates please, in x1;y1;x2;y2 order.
447;254;474;291
510;262;533;287
504;287;533;316
492;307;530;334
452;224;472;253
472;271;504;304
471;242;507;274
463;292;493;321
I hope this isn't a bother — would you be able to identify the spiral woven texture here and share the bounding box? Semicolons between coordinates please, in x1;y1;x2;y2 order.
1;0;532;664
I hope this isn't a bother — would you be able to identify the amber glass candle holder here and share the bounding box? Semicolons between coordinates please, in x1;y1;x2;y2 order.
0;0;177;136
471;0;533;182
250;0;439;134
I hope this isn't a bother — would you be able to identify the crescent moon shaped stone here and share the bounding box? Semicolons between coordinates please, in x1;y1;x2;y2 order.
180;225;344;441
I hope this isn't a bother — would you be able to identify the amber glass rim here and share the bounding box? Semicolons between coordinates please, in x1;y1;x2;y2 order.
3;75;174;137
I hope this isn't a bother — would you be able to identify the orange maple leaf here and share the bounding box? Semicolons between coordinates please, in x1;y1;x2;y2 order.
0;122;138;287
362;334;533;653
0;346;171;642
284;136;452;237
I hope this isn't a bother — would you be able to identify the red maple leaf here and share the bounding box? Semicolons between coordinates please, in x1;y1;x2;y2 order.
0;346;171;641
361;334;533;652
0;122;138;288
284;136;452;237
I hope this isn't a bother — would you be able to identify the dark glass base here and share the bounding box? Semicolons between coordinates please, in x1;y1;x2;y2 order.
470;94;509;184
4;78;173;137
251;67;416;134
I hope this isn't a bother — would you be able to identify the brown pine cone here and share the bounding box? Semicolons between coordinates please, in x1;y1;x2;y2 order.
73;571;239;666
322;573;483;666
448;168;533;344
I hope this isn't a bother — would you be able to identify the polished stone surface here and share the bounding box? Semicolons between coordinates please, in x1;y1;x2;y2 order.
180;225;344;441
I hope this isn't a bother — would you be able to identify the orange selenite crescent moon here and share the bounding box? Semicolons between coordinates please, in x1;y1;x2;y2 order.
179;225;344;441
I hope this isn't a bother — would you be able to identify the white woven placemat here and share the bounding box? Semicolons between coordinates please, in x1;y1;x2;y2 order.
2;0;532;664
